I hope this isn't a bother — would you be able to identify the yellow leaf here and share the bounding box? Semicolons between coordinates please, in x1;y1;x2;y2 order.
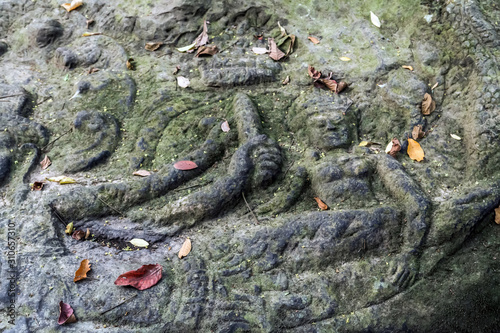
129;238;149;248
59;177;76;184
65;222;74;235
177;42;196;53
81;32;102;37
47;176;66;182
178;238;192;259
61;0;83;12
407;139;424;162
339;57;351;62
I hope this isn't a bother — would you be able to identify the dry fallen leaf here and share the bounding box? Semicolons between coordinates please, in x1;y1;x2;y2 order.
126;58;135;70
86;19;94;29
308;66;322;81
412;125;425;140
422;93;436;115
252;47;269;55
370;11;381;28
177;42;196;53
193;20;209;48
450;134;461;140
402;65;414;71
59;177;76;184
173;160;198;170
173;65;180;75
359;141;380;147
407;138;424;162
339;56;351;62
195;45;218;57
58;301;77;325
82;32;102;37
72;230;85;240
268;38;285;61
114;264;162;290
221;120;230;132
40;155;51;170
31;181;44;191
431;82;439;90
277;21;287;37
65;222;74;235
314;197;328;210
495;206;500;224
388;138;401;157
178;238;192;259
177;76;190;88
133;170;152;177
320;78;338;92
87;67;99;74
282;75;290;85
285;34;296;56
129;238;149;248
308;36;320;44
85;228;90;239
145;42;163;51
336;81;348;93
47;176;66;182
61;0;83;12
74;259;91;282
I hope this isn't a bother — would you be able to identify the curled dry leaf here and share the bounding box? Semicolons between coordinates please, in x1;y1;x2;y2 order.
339;56;351;62
388;138;401;157
407;138;424;162
72;230;85;240
285;34;296;56
193;20;209;48
114;264;162;290
320;78;338;92
412;125;425;140
129;238;149;248
61;0;83;12
221;120;230;132
336;81;348;93
252;47;269;55
133;170;152;177
177;42;196;53
370;11;381;28
65;222;74;235
85;228;90;239
268;38;285;61
59;177;76;184
495;206;500;224
145;42;163;51
278;21;287;37
308;66;322;81
308;36;320;44
282;75;290;85
314;197;328;210
422;93;436;115
40;155;51;170
177;76;190;88
195;45;218;57
431;82;439;90
87;67;99;74
82;32;102;37
58;301;77;325
31;181;44;191
126;58;135;70
178;238;192;259
402;65;414;71
173;160;198;170
74;259;91;282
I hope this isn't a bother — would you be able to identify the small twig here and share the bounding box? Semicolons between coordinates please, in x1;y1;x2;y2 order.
242;192;259;224
36;96;52;106
175;180;213;192
0;94;23;100
100;294;138;315
96;196;125;217
42;127;73;151
49;205;67;227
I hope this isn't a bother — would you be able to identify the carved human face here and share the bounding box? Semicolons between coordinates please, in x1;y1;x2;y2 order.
306;110;352;150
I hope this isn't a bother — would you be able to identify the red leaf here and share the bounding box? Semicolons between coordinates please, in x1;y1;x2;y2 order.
308;66;321;81
114;264;162;290
58;301;77;325
71;230;85;240
319;78;338;92
173;160;198;170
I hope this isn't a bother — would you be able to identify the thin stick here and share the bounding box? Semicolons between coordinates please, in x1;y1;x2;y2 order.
36;96;52;106
42;127;73;151
175;180;213;192
96;196;125;217
100;294;137;315
49;205;67;227
0;94;23;100
242;192;259;224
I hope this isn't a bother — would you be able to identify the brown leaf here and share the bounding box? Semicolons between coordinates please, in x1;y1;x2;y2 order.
319;78;338;92
173;66;180;75
40;155;51;170
285;34;296;56
85;228;90;239
72;230;85;240
389;138;401;157
173;160;198;170
126;58;135;70
145;42;163;51
407;138;424;161
412;125;425;140
308;36;320;44
495;206;500;224
221;121;230;132
336;81;348;94
282;76;290;85
31;181;44;191
314;197;328;210
193;20;209;48
114;264;162;290
87;67;99;74
178;238;192;259
195;45;218;57
308;66;321;81
61;0;83;12
74;259;91;282
133;170;152;177
58;301;77;325
422;93;435;115
268;38;285;61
